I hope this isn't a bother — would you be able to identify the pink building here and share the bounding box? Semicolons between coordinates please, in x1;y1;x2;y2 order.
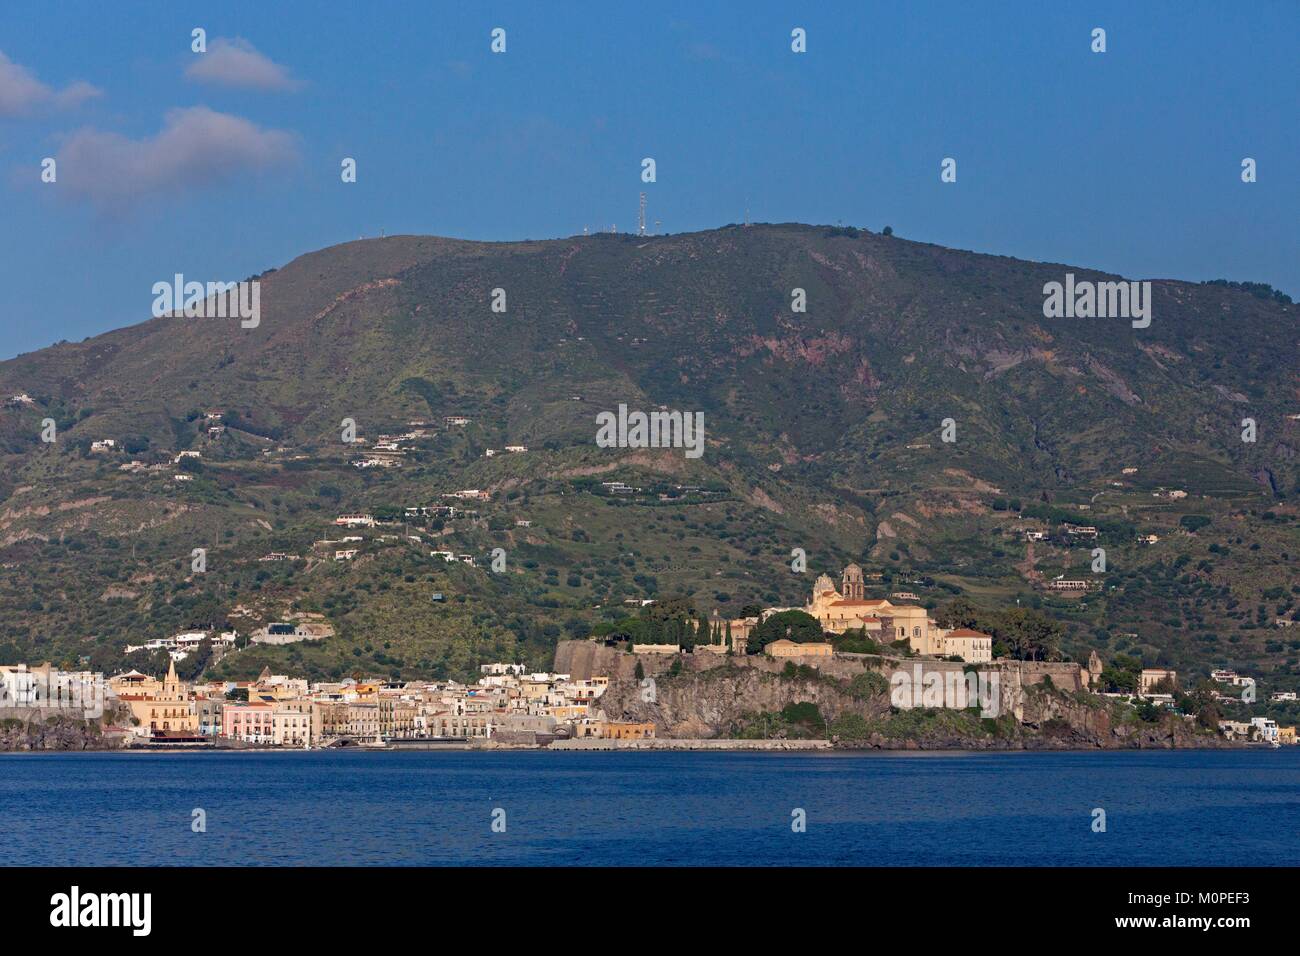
222;702;273;744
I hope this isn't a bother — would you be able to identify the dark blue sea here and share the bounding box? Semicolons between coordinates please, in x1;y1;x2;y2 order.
2;749;1297;866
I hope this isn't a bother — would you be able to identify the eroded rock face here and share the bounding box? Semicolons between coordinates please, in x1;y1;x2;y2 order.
1017;686;1226;750
0;715;123;751
565;640;1230;750
597;663;892;739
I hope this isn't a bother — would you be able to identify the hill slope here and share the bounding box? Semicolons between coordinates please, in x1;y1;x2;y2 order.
1;224;1297;694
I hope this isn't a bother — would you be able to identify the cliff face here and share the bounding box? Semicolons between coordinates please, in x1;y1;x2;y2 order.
1016;685;1226;749
560;641;1231;750
0;715;124;751
597;661;893;739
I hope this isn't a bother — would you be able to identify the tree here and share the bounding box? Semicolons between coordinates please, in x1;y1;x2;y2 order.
834;627;882;654
780;701;826;736
1099;656;1140;693
1175;680;1222;729
1134;698;1161;722
621;597;697;646
747;610;824;654
935;598;982;630
997;608;1063;661
934;599;1062;661
177;638;213;681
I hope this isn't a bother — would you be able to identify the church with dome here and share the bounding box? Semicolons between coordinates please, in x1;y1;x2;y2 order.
799;564;991;662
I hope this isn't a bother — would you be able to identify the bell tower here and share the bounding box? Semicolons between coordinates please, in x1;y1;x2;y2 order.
841;563;865;601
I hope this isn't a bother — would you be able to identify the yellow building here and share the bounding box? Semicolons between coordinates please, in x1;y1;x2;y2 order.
941;628;994;663
604;721;656;740
272;701;315;746
115;660;198;737
1139;669;1178;695
1279;726;1296;745
378;695;418;739
805;566;896;634
347;702;379;738
765;639;834;658
573;719;657;740
802;565;948;655
109;669;161;698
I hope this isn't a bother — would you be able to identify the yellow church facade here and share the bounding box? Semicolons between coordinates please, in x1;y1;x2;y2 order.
801;565;986;661
112;659;199;737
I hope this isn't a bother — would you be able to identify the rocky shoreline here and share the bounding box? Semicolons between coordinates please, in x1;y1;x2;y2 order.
0;715;125;752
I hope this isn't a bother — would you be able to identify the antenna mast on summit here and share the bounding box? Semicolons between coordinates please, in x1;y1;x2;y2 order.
638;192;647;236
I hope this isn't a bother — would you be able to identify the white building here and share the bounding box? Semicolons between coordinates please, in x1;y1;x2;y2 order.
1250;717;1279;742
334;514;376;528
0;664;106;715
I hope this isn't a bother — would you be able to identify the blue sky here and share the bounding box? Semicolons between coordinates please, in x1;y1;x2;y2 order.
1;0;1296;359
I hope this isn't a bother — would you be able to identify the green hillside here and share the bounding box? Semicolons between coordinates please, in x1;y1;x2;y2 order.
1;223;1297;699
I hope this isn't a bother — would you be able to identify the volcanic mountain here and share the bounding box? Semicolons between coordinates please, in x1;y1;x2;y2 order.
1;223;1296;686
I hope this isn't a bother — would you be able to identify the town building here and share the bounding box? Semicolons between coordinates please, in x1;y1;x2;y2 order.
223;702;274;744
1139;668;1178;695
940;629;993;663
1250;717;1279;743
334;514;376;528
764;639;834;658
0;663;105;715
113;659;199;739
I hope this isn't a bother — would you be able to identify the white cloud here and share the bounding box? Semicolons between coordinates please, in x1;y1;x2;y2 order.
0;51;102;117
54;106;297;213
185;38;300;91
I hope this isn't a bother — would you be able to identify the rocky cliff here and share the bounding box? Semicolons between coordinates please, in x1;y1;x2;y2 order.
0;714;125;751
562;641;1232;750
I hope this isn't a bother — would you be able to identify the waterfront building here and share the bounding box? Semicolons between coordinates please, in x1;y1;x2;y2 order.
1;663;105;713
114;660;198;738
223;703;274;744
272;701;315;746
196;697;224;737
1250;717;1279;742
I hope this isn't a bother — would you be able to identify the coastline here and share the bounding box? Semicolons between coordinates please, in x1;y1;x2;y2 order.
0;737;1270;755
